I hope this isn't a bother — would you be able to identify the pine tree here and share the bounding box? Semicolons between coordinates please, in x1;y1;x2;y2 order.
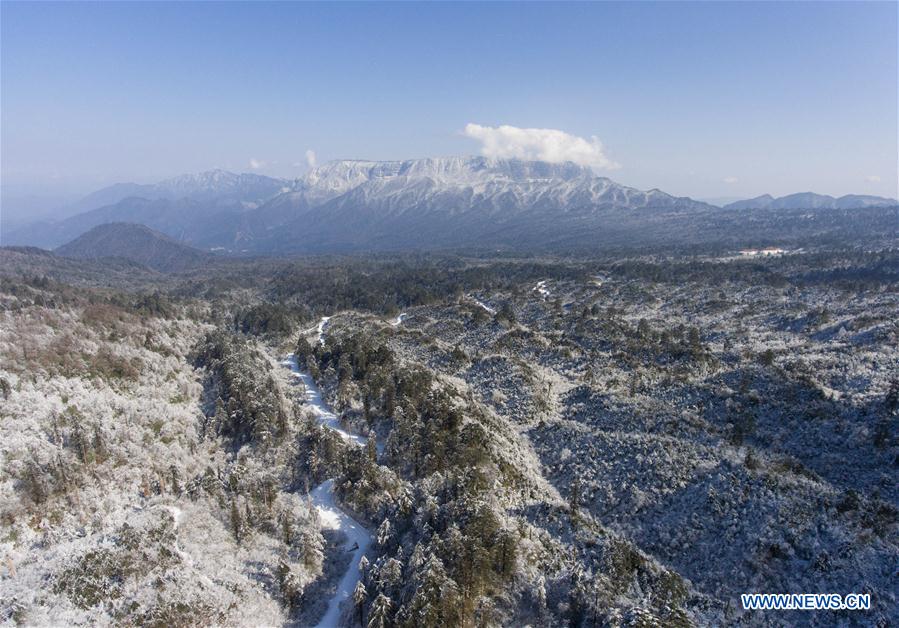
569;477;581;527
212;396;227;435
307;448;321;479
886;378;899;414
69;418;89;464
338;353;353;383
568;566;585;627
410;554;461;626
366;432;378;464
301;528;324;569
397;490;413;517
202;466;219;495
359;555;370;585
497;302;516;325
377;518;392;547
92;425;107;463
169;464;182;496
282;513;294;545
353;580;368;626
313;355;325;380
368;593;392;628
687;326;701;347
378;557;403;593
495;528;517;579
277;558;301;609
244;500;254;532
296;336;314;362
363;388;372;422
22;461;47;504
230;498;243;543
384;380;396;417
275;405;288;440
637;318;651;339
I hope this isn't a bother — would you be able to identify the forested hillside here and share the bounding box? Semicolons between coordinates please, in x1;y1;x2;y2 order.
1;246;896;626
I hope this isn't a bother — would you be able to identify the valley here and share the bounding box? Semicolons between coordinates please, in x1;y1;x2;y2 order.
1;245;896;626
3;1;896;625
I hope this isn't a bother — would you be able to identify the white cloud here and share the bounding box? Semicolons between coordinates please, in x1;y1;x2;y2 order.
463;123;619;170
865;175;881;183
249;158;266;170
305;149;317;168
723;176;739;184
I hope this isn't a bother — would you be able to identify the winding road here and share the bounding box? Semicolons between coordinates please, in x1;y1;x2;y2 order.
282;315;398;627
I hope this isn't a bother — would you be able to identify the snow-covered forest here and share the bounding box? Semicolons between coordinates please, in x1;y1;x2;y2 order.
1;245;896;626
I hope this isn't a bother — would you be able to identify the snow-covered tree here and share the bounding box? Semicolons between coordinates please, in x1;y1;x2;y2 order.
353;580;368;626
376;518;392;547
367;593;392;628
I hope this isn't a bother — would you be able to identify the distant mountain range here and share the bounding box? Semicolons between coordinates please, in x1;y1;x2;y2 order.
4;157;896;254
6;170;288;249
724;192;895;210
55;223;210;272
69;169;288;212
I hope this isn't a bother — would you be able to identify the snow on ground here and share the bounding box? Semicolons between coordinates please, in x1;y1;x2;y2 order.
739;247;787;256
533;280;551;299
715;247;802;262
468;295;497;315
309;480;371;628
281;315;374;627
0;306;305;626
283;355;367;448
162;505;191;565
301;316;332;344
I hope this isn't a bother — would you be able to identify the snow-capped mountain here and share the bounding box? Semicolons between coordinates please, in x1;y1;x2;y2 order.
725;192;897;210
288;156;709;215
220;156;716;252
151;170;288;203
6;158;895;253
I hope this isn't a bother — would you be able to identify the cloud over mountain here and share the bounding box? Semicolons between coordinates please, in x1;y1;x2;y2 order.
464;123;619;170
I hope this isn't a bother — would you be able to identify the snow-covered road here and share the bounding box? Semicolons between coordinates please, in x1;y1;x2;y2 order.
283;354;367;447
309;480;370;628
281;316;373;628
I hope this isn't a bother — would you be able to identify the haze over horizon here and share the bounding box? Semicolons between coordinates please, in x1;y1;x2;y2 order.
1;1;897;208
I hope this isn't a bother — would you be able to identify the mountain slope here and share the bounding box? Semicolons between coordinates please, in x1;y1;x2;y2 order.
252;156;715;253
289;157;712;215
55;223;210;272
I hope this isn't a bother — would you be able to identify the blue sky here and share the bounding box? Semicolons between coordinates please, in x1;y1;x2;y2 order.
2;1;896;200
